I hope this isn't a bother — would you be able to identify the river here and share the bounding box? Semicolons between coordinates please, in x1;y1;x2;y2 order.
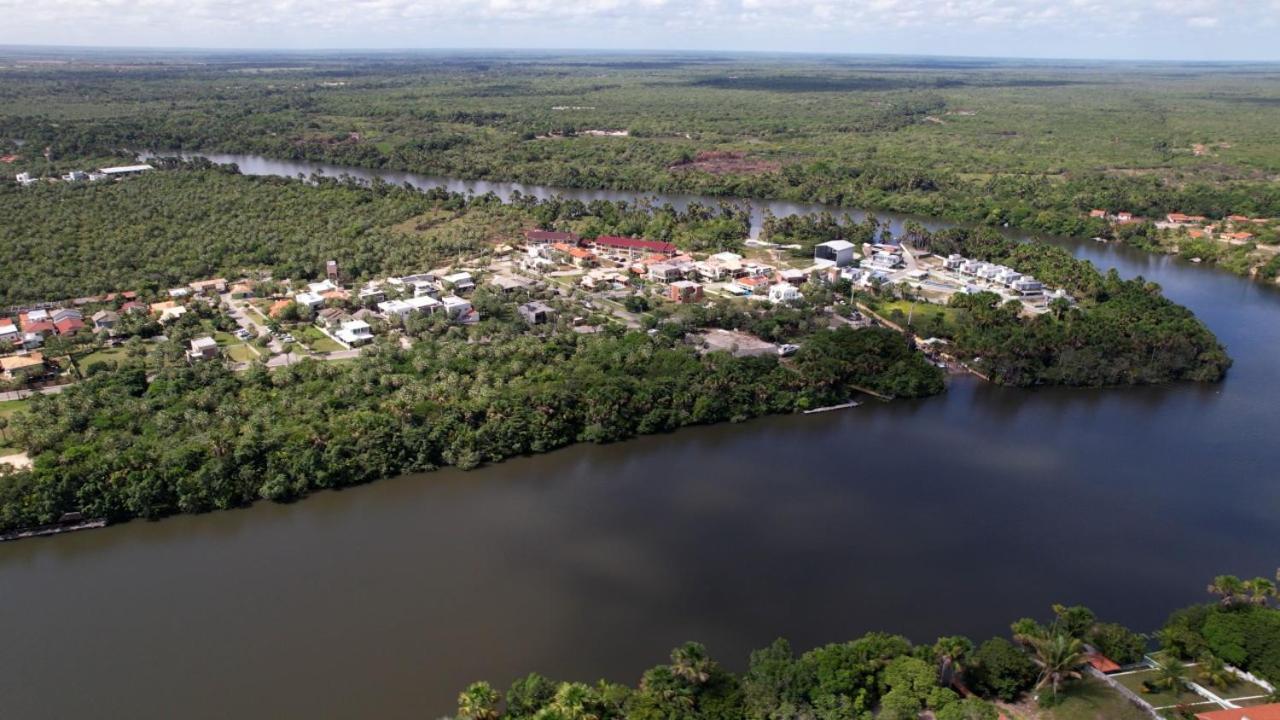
1;154;1278;719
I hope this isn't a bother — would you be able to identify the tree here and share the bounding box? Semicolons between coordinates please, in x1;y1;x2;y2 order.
1244;577;1276;606
1208;575;1248;607
968;638;1037;702
670;642;715;686
1154;657;1189;692
457;681;500;720
1028;634;1085;702
934;635;975;689
1197;654;1234;691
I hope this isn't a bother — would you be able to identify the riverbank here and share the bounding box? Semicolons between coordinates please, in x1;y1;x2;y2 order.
139;149;1280;286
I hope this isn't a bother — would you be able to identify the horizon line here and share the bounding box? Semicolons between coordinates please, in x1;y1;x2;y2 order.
3;43;1280;66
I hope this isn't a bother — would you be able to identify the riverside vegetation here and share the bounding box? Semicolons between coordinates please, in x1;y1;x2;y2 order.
4;49;1280;280
0;164;1230;531
446;575;1280;720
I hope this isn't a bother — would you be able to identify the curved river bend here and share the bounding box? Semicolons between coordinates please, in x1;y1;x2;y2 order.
2;154;1278;719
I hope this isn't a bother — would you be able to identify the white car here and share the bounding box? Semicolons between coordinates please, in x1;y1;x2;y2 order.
777;344;800;357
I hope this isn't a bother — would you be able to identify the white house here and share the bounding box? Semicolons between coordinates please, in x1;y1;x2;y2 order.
767;283;803;304
378;295;440;320
814;240;856;267
441;272;475;292
307;279;339;294
335;320;374;346
15;172;36;186
294;291;325;309
441;295;473;320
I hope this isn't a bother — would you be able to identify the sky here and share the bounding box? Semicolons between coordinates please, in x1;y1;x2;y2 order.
3;0;1280;62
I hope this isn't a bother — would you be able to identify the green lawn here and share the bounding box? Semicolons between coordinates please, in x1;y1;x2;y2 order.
76;346;130;369
224;343;259;363
213;331;240;345
1042;678;1158;720
0;399;30;419
297;326;345;353
1112;669;1205;709
1207;676;1272;702
876;299;961;329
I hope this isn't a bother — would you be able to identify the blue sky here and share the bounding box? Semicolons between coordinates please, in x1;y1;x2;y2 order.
4;0;1280;61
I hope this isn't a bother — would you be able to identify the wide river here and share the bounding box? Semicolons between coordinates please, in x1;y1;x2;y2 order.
2;154;1278;719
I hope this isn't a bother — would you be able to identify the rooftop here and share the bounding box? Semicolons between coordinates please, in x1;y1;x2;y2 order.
1196;705;1280;720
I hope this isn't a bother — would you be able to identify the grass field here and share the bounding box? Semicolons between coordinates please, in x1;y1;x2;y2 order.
0;399;29;455
872;299;962;334
296;326;345;353
224;343;259;362
1112;669;1205;709
1038;678;1156;720
75;346;130;369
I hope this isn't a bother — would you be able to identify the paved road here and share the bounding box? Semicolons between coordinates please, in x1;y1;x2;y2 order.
0;384;72;401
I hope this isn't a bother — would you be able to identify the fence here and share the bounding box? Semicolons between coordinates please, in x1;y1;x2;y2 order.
1086;666;1162;719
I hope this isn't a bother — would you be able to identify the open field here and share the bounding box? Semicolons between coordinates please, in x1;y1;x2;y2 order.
1112;669;1205;709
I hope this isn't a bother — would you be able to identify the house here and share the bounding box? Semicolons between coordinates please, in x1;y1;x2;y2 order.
735;275;773;296
780;268;809;286
229;282;255;300
188;278;227;295
307;279;339;295
358;283;387;303
1089;209;1108;219
91;310;120;332
98;164;153;176
814;240;856;267
16;172;36;186
944;254;965;270
54;317;84;336
1;352;45;380
377;295;440;320
294;291;325;310
168;287;192;299
669;280;704;304
1115;212;1135;222
441;272;475;293
550;242;597;268
0;319;20;345
1195;704;1280;720
315;307;350;329
590;235;678;258
188;336;220;360
647;263;684;283
524;229;580;245
19;310;55;336
518;301;556;325
149;301;187;323
490;274;535;293
441;295;473;320
120;300;148;315
335;320;374;346
767;283;802;304
326;260;339;281
1167;213;1193;225
62;170;89;182
1012;277;1044;297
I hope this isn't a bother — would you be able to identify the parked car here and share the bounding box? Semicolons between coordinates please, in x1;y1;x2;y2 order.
777;344;800;357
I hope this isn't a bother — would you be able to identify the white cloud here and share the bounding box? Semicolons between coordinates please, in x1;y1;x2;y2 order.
1;0;1278;59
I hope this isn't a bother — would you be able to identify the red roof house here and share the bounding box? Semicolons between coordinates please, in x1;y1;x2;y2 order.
591;235;679;255
55;318;85;335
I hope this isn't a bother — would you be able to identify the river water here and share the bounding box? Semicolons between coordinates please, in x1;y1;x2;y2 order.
1;154;1278;719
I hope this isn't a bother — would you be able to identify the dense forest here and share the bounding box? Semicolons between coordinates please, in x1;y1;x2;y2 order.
445;580;1280;720
0;326;942;531
4;51;1280;281
0;162;750;306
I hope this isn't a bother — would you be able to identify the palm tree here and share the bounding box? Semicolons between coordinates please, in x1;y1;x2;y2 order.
670;641;715;686
1207;575;1247;606
540;682;599;720
457;681;500;720
935;635;975;689
1197;654;1234;691
1244;577;1276;606
1028;634;1086;701
1155;657;1190;693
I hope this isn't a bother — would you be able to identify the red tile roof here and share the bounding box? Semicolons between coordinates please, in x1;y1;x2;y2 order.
55;318;85;335
1085;653;1121;673
592;235;678;254
1196;704;1280;720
